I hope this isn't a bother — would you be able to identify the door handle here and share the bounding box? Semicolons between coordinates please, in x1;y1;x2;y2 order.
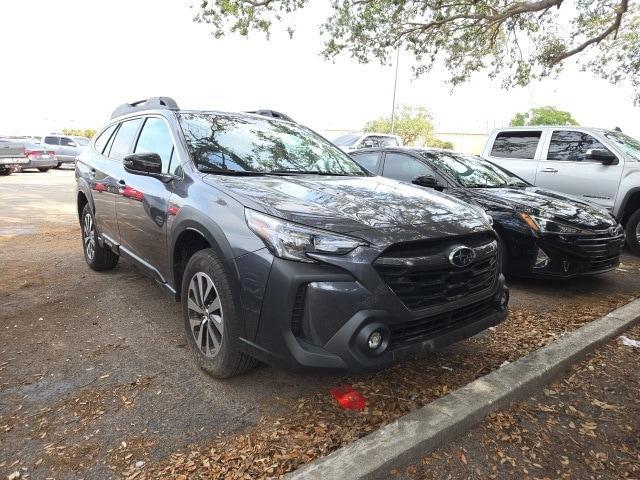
539;168;558;173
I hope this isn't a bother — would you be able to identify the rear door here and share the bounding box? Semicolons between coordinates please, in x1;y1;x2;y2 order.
535;129;623;209
484;130;542;184
116;116;176;281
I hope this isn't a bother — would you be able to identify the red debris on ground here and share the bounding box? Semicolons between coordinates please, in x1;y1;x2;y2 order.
330;385;367;411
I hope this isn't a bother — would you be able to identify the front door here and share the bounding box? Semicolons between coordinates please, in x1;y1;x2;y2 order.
116;116;176;282
536;129;623;210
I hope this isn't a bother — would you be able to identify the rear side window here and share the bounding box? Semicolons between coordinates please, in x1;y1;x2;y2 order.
134;117;175;172
109;118;143;161
490;131;541;159
547;131;610;162
44;136;59;145
351;152;381;173
94;124;118;154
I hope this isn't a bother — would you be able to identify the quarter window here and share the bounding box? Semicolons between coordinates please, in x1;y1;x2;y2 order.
109;118;143;161
383;153;434;182
490;131;542;159
134;117;175;172
352;152;380;173
547;131;610;162
94;124;117;154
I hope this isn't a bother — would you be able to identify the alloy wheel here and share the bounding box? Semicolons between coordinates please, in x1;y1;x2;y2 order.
187;272;224;357
83;212;96;261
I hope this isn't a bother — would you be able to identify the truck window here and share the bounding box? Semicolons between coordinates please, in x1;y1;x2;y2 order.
547;131;610;162
44;136;60;145
490;131;541;159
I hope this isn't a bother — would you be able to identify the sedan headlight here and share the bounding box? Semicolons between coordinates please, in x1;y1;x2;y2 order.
245;209;366;263
519;213;583;234
470;204;493;226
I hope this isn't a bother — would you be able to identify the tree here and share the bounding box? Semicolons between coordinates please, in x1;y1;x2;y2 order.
509;106;579;126
62;128;96;139
195;1;640;103
363;105;452;148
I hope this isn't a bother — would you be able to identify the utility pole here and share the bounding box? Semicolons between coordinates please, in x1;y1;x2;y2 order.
390;45;400;134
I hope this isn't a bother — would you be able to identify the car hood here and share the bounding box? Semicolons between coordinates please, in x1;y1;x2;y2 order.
448;186;616;230
203;174;488;236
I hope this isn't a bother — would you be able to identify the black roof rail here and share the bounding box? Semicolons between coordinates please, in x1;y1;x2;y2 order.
246;110;295;123
111;97;180;119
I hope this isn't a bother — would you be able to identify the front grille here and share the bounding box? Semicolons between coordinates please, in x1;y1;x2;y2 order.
374;233;498;310
389;298;495;348
573;229;624;270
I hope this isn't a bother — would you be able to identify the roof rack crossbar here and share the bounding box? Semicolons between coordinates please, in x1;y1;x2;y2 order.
111;97;180;119
245;110;295;123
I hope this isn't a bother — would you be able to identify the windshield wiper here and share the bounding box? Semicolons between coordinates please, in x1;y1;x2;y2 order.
269;169;355;176
198;167;266;176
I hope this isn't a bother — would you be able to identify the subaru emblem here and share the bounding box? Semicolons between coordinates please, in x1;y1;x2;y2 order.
449;246;476;268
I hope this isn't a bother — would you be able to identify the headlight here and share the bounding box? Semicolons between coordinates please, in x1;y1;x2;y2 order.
519;213;583;234
470;204;493;226
245;209;366;263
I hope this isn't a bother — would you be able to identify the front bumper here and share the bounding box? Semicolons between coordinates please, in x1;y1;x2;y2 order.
240;249;508;373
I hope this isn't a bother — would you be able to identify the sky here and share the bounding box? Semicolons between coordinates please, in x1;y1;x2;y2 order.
1;0;639;139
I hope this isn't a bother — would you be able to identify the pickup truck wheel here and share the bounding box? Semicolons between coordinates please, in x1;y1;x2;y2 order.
38;167;50;172
81;204;119;271
625;209;640;255
182;249;257;378
0;168;12;176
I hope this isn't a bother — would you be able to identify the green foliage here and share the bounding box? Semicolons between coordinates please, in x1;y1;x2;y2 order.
363;105;451;148
194;0;639;103
62;128;96;139
509;107;579;126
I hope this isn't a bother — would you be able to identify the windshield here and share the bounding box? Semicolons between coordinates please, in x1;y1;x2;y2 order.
420;151;529;188
178;113;366;176
331;134;361;147
602;130;640;161
73;137;90;146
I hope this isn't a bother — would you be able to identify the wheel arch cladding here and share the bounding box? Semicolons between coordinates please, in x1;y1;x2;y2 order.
620;188;640;225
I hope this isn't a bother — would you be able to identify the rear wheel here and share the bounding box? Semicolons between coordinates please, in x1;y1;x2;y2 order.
81;203;119;270
38;167;50;172
181;249;257;378
625;209;640;255
55;162;62;168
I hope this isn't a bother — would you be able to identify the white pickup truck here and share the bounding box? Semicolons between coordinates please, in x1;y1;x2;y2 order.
0;139;28;176
482;126;640;253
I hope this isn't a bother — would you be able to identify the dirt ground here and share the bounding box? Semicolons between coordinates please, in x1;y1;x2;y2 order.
2;169;640;479
395;324;640;480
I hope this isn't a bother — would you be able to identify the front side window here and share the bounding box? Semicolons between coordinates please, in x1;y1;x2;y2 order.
382;152;434;182
109;118;143;161
44;136;59;145
351;152;380;173
134;117;175;172
60;137;76;147
178;113;365;176
491;131;542;159
421;151;529;188
94;124;117;154
547;131;610;162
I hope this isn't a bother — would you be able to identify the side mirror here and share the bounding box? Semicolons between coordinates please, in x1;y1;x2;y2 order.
124;152;162;176
585;148;617;165
412;175;440;188
360;140;374;149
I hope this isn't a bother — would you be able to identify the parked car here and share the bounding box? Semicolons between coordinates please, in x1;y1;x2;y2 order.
351;147;625;278
41;134;90;167
481;126;640;253
332;132;402;152
0;139;57;172
0;139;28;175
76;97;508;378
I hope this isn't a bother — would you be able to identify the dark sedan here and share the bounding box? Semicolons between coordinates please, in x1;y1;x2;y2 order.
351;147;625;278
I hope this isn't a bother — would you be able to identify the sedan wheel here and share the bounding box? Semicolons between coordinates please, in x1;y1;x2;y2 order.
187;272;224;357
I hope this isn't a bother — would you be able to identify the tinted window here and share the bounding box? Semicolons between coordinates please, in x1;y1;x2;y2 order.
178;113;365;175
94;124;117;154
362;136;399;148
109;118;143;161
135;117;175;172
332;134;361;147
547;131;610;162
60;137;76;147
382;152;434;182
351;152;380;173
44;136;59;145
491;131;541;159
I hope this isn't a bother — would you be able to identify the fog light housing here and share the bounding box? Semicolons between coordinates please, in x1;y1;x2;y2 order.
368;330;383;350
534;248;550;268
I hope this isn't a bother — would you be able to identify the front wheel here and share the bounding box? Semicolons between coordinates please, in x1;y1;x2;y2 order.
81;204;119;270
625;209;640;255
181;249;257;378
0;168;12;176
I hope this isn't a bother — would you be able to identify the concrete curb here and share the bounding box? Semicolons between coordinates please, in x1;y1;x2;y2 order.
289;298;640;480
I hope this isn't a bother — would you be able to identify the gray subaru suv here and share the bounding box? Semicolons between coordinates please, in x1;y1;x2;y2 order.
75;97;508;378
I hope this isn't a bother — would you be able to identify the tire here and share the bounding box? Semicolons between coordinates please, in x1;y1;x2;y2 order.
181;249;257;378
625;209;640;255
80;203;119;271
0;168;12;176
38;168;50;172
55;162;62;168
